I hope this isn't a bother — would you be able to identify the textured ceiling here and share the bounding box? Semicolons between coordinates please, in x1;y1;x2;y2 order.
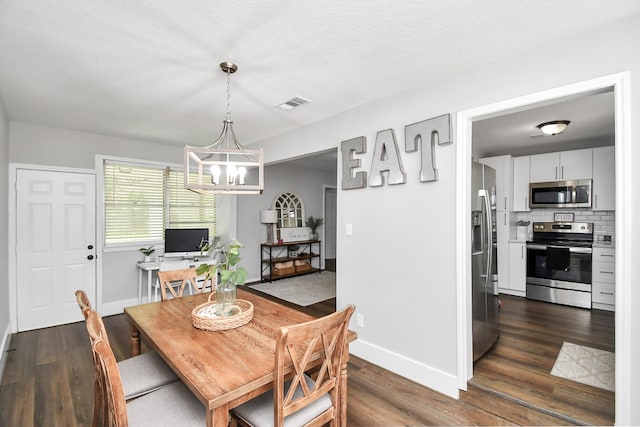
0;0;639;149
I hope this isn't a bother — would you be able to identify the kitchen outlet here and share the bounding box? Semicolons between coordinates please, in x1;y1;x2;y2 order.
356;313;364;328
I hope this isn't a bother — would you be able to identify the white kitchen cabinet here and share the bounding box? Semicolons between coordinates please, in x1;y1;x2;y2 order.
512;156;530;211
592;146;615;211
479;155;513;211
592;246;615;311
495;211;512;292
505;241;526;296
529;149;593;182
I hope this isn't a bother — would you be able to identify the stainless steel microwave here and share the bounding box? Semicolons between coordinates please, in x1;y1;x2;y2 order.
529;179;592;208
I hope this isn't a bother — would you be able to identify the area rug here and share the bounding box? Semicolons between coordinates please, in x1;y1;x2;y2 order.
249;271;335;306
550;341;615;392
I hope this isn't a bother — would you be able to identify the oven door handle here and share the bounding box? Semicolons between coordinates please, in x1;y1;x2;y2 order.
526;243;547;251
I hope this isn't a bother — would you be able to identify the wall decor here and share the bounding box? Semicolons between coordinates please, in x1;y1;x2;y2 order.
369;129;407;187
341;113;453;190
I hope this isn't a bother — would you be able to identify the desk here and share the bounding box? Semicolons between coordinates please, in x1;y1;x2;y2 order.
136;258;216;304
124;290;357;427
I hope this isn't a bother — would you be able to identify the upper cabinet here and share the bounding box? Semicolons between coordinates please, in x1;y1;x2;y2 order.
479;155;513;211
512;156;530;211
529;148;593;183
592;146;615;211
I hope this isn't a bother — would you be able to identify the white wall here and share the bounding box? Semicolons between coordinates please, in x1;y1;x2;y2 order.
248;13;640;422
0;92;11;375
237;161;335;282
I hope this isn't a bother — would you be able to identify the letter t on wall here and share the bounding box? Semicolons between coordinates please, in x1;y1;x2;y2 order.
405;114;452;182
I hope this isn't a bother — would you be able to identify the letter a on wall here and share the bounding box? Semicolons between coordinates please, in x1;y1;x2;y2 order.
369;129;407;187
405;114;452;182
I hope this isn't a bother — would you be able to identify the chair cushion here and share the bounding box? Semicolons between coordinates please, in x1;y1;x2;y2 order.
118;350;179;399
127;381;206;426
232;374;333;427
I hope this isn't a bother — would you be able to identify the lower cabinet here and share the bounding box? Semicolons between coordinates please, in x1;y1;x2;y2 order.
503;241;526;297
592;246;615;311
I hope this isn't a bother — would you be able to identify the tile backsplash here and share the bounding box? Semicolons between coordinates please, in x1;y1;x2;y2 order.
515;210;615;243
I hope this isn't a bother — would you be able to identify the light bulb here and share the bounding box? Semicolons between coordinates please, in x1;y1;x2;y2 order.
237;167;247;185
210;165;221;185
227;164;237;185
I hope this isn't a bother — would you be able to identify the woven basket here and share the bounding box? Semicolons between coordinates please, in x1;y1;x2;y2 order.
191;293;254;331
273;266;295;276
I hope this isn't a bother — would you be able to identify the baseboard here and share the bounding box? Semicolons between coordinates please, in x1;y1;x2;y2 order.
0;321;12;383
99;297;140;317
350;338;460;399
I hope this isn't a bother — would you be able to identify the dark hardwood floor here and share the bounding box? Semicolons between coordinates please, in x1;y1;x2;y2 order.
0;292;614;426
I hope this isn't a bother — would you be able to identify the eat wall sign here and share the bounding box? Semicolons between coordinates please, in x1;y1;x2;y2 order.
341;113;453;190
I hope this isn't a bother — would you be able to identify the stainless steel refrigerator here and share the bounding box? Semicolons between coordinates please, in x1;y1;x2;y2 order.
471;161;500;361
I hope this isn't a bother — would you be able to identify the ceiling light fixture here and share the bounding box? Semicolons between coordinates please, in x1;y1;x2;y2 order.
536;120;570;136
184;62;264;194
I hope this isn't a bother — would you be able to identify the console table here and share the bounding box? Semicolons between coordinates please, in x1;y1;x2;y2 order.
260;240;321;282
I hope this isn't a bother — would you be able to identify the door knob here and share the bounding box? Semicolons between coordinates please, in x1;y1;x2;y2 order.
87;255;94;260
87;244;94;250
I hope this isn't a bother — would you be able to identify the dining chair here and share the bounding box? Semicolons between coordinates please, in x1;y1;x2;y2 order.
230;304;355;427
84;308;206;426
153;259;190;301
156;267;208;300
74;290;179;401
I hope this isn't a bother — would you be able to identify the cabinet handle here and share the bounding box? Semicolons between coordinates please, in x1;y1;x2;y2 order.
504;213;507;226
600;271;614;274
504;197;507;210
594;194;598;209
561;165;564;179
555;166;558;180
600;291;614;296
600;254;615;257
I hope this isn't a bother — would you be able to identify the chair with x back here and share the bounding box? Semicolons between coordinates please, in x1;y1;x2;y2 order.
231;304;355;427
74;290;178;403
156;267;207;300
84;309;205;426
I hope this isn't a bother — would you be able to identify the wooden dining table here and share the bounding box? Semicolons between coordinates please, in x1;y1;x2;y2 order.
124;289;357;427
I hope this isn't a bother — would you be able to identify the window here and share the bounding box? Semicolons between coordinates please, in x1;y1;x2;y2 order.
104;160;216;246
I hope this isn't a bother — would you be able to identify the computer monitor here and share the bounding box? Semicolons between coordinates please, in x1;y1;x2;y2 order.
164;228;209;259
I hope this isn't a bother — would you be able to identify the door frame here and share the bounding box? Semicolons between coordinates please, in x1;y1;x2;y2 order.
455;72;631;423
8;163;97;333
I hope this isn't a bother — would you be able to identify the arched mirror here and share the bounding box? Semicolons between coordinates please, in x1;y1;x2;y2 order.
273;192;305;230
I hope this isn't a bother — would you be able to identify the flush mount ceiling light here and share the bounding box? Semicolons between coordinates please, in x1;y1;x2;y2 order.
184;62;264;195
536;120;571;136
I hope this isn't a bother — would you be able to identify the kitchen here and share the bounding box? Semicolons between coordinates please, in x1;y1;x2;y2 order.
469;87;615;423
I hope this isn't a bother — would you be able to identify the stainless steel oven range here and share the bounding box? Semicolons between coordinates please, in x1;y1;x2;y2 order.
526;222;593;309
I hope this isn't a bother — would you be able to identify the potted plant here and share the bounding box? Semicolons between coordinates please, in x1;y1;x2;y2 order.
306;216;324;240
196;239;247;314
139;245;155;262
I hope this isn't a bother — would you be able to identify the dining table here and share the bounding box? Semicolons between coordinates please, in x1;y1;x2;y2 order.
124;289;357;427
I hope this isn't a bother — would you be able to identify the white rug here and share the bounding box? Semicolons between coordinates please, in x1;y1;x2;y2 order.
550;341;615;392
249;272;336;306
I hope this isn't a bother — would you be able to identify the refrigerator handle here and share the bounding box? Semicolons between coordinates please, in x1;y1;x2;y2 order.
479;189;492;281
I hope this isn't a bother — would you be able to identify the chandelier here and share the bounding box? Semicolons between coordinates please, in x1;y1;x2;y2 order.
184;62;264;194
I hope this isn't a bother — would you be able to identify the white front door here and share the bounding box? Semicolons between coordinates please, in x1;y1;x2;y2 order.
16;169;97;331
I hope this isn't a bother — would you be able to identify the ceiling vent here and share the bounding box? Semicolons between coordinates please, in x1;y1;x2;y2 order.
276;96;311;111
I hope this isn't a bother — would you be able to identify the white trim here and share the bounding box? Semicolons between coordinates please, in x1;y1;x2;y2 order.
0;320;12;382
455;72;631;423
8;163;97;333
322;184;337;270
351;339;460;399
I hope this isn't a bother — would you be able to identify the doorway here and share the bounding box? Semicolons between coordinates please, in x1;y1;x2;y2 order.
456;72;630;423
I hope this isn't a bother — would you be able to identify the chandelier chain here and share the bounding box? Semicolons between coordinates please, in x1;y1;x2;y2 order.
226;69;231;121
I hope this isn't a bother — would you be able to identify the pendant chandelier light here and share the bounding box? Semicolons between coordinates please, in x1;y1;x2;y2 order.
184;62;264;194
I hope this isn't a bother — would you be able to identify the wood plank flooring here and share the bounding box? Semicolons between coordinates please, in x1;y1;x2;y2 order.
0;292;614;426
